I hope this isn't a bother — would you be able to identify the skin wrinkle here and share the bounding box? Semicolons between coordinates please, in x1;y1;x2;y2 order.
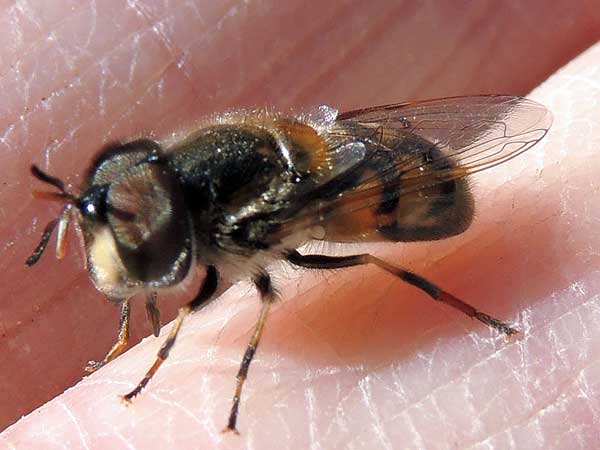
507;1;562;43
429;393;454;438
305;386;323;450
366;276;397;321
357;376;394;450
573;303;592;363
0;34;143;160
466;374;516;430
144;392;206;430
8;2;57;62
390;338;524;440
560;426;587;450
218;1;356;109
56;401;91;450
291;318;509;441
1;6;133;128
513;338;537;414
268;275;358;363
142;364;220;434
412;3;500;97
462;380;484;436
330;369;428;447
285;2;412;107
364;5;487;100
381;361;509;442
0;1;241;148
162;0;243;105
81;0;97;52
463;306;600;448
576;360;600;424
0;265;86;341
110;428;138;450
123;0;203;103
460;13;507;94
473;388;569;448
317;370;367;444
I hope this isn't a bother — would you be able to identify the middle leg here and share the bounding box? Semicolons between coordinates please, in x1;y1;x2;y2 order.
224;272;275;434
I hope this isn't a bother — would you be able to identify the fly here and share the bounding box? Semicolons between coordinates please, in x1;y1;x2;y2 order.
25;95;552;432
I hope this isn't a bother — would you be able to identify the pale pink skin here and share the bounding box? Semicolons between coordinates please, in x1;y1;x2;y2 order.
1;1;600;448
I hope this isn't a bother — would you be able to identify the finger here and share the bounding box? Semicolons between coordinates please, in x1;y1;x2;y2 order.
4;39;600;448
1;0;599;444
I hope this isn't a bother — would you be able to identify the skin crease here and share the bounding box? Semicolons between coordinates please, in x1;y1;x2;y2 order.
0;0;600;448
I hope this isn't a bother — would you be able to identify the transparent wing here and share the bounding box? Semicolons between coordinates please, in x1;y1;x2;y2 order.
283;96;552;236
335;95;551;180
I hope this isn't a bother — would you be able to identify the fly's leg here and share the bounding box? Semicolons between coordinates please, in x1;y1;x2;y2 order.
224;272;275;434
145;292;161;337
122;266;219;402
85;300;131;372
287;250;518;336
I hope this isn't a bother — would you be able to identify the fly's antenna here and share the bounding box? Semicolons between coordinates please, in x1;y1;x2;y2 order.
30;165;76;203
26;164;77;267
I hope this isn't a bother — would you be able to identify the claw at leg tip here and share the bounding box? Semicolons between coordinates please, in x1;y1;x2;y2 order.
505;326;520;339
84;361;100;373
222;426;240;435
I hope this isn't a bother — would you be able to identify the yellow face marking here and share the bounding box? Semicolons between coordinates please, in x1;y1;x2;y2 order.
88;227;126;291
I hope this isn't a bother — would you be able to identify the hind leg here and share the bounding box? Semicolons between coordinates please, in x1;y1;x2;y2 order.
287;250;517;335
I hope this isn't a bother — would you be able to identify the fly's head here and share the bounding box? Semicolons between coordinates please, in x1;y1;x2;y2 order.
26;139;194;302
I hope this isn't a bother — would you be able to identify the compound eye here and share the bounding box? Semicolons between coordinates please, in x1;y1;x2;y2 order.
87;139;161;186
106;162;192;285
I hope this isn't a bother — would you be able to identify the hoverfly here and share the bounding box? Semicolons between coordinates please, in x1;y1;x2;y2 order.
25;95;551;432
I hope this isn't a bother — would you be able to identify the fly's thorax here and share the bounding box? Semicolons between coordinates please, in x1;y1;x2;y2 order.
163;120;329;205
164;125;284;209
160;122;328;256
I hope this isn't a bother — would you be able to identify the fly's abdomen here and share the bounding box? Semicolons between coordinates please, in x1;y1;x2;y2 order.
319;132;474;243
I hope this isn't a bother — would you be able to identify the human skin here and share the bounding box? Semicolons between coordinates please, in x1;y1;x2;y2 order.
1;1;600;448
